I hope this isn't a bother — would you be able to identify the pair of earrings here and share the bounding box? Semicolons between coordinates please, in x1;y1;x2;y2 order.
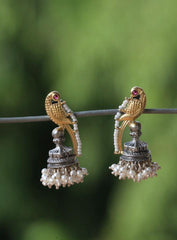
40;87;161;189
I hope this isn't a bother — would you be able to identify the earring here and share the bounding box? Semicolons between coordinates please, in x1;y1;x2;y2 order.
110;86;161;182
40;91;88;189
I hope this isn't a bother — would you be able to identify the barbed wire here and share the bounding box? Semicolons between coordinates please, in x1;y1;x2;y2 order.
0;108;177;124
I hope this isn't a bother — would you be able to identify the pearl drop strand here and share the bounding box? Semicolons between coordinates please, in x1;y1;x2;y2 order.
114;98;129;153
40;166;88;189
63;103;82;156
109;160;160;182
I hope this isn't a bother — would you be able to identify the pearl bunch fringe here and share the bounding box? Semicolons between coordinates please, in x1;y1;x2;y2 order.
114;99;129;153
63;103;82;156
109;160;161;182
40;165;88;189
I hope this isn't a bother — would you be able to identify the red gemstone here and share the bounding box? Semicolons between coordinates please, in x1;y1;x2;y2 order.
53;94;59;100
132;90;138;96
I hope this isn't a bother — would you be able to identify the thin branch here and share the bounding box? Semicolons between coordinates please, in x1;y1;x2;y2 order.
0;108;177;124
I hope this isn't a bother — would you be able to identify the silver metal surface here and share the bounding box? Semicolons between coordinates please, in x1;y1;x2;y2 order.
110;121;161;182
120;122;151;162
47;127;78;169
41;127;88;189
1;108;177;123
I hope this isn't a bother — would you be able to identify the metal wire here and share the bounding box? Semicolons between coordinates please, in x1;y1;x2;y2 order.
0;108;177;124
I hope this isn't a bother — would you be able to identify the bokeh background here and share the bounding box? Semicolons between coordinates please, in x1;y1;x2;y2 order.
0;0;177;240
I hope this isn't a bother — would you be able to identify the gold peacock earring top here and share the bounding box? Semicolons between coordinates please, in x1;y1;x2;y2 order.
45;91;81;156
114;86;146;154
110;86;160;182
40;91;88;189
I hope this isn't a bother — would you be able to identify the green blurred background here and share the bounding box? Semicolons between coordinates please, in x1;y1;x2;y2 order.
0;0;177;239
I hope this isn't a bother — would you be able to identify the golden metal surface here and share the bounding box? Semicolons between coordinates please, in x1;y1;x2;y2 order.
116;86;146;154
45;91;78;155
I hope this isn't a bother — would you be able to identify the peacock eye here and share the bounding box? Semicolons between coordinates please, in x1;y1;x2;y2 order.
132;90;138;96
53;94;59;100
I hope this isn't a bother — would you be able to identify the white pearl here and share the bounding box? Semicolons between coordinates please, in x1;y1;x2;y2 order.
129;170;135;177
61;175;67;185
137;173;142;182
82;168;88;175
77;170;83;178
119;173;126;179
119;167;126;172
51;174;56;179
41;168;47;174
114;165;119;171
61;175;67;180
55;179;60;185
122;100;128;106
68;176;73;184
146;167;152;173
74;125;78;131
49;178;54;184
70;170;76;176
55;172;60;178
42;175;47;181
110;164;116;169
55;185;60;190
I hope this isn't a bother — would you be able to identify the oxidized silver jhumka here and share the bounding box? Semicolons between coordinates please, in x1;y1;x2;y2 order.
110;87;161;182
40;91;88;189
